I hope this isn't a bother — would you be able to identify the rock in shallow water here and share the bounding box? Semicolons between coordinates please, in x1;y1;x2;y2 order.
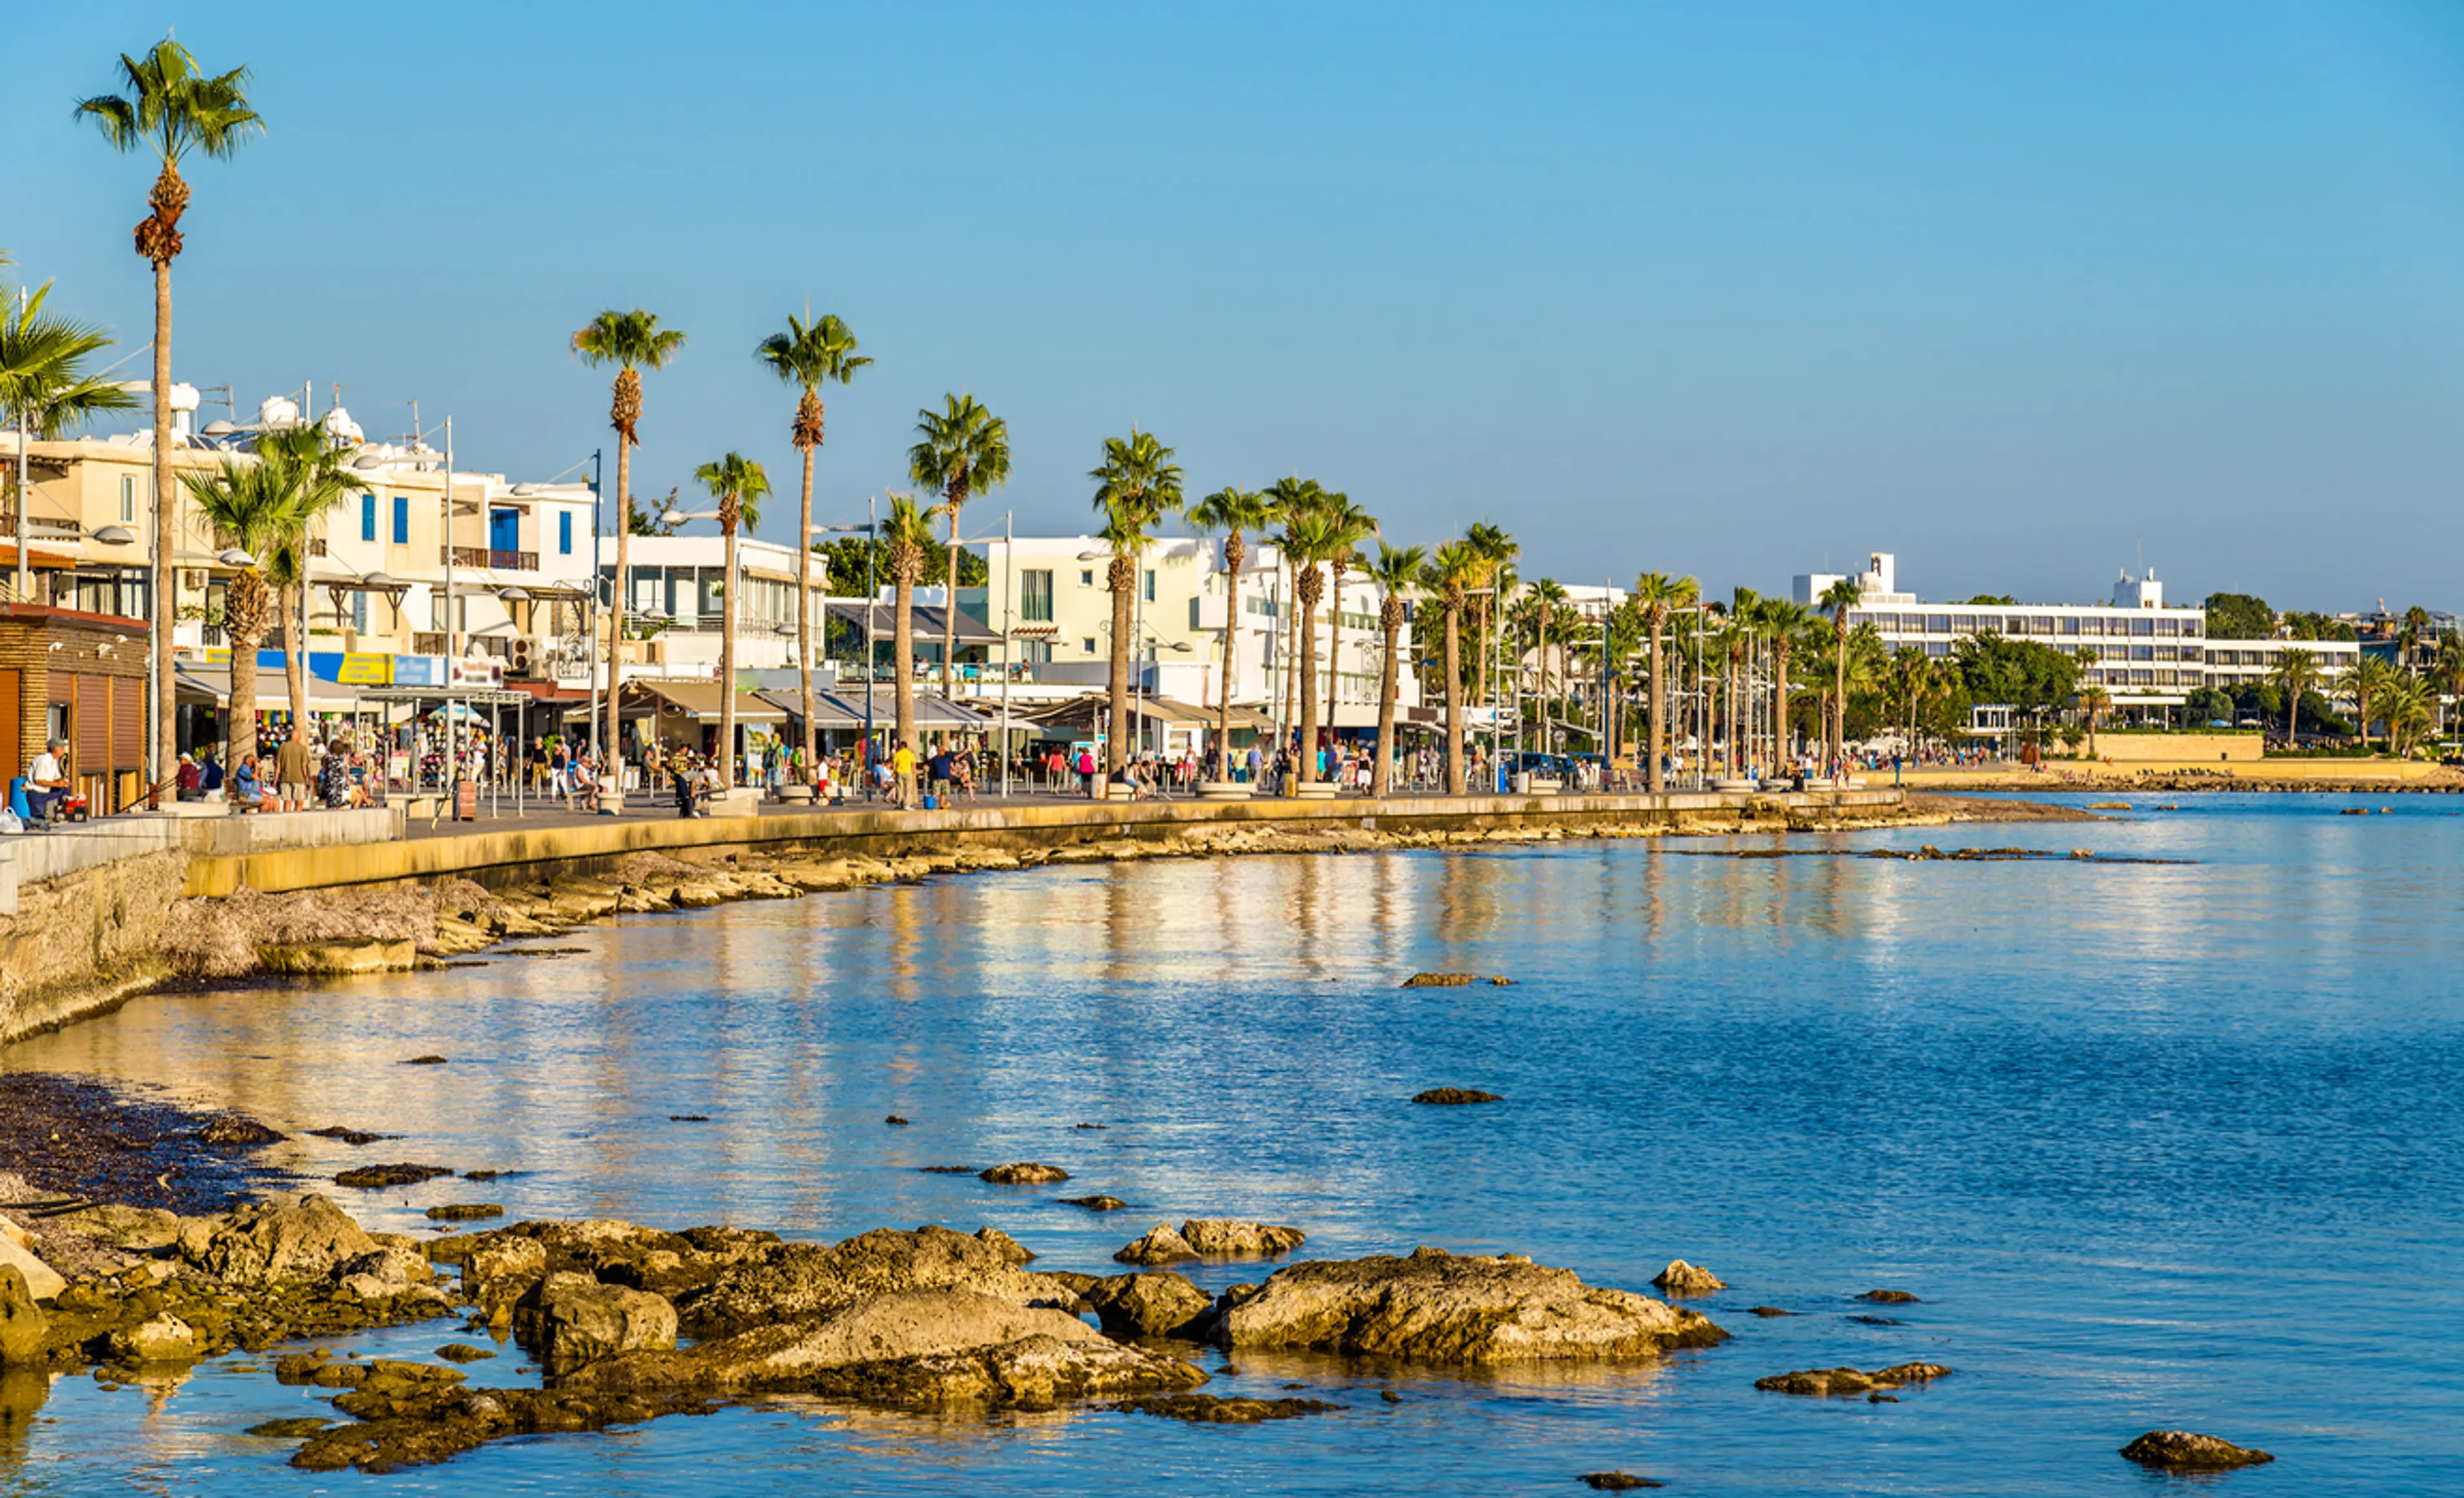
1754;1363;1951;1396
1858;1289;1919;1304
979;1162;1070;1185
2119;1430;2275;1470
675;1224;1086;1339
178;1194;379;1284
1650;1259;1727;1295
1412;1088;1502;1105
1084;1272;1214;1339
1112;1393;1340;1422
1580;1474;1666;1492
1061;1195;1128;1212
1219;1247;1725;1363
518;1273;678;1375
334;1164;454;1191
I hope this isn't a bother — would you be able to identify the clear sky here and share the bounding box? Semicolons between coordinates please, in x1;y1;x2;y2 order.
8;2;2463;612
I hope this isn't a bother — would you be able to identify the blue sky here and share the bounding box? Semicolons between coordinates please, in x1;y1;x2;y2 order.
8;2;2463;610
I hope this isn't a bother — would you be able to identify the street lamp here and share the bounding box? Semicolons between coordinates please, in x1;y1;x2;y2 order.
815;504;880;796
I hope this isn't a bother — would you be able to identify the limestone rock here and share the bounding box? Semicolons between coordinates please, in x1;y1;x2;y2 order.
676;1225;1086;1338
0;1266;47;1362
1084;1272;1213;1339
1061;1196;1129;1212
517;1273;678;1375
1219;1248;1727;1363
179;1194;379;1285
1859;1289;1919;1304
53;1203;185;1253
0;1234;65;1302
1754;1363;1951;1396
1111;1393;1340;1422
110;1311;200;1363
1412;1088;1502;1105
1113;1224;1198;1266
1650;1259;1727;1296
2119;1431;2275;1470
461;1235;548;1309
1177;1220;1305;1259
1400;973;1477;988
974;1227;1036;1266
979;1162;1069;1185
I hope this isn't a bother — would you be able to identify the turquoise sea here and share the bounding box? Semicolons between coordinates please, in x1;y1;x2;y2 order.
4;793;2458;1494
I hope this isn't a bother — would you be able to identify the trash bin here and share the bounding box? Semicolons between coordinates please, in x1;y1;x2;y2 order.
1513;770;1533;794
922;795;939;811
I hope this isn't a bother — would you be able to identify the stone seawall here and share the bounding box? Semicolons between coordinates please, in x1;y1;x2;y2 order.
0;850;188;1041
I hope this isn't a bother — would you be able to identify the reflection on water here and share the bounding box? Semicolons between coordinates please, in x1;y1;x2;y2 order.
4;795;2461;1493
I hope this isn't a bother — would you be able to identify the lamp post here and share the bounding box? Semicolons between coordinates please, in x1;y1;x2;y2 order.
815;501;879;797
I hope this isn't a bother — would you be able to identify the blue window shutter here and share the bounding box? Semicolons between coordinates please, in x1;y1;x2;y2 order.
361;493;376;542
559;512;572;555
393;495;409;545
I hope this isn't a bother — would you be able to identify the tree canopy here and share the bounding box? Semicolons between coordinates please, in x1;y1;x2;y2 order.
2202;591;2276;641
1953;632;2081;719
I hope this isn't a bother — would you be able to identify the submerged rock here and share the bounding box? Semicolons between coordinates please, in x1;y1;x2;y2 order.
1178;1221;1306;1259
1061;1196;1129;1212
1858;1289;1919;1304
979;1162;1070;1185
1754;1363;1951;1396
1650;1259;1727;1296
1580;1475;1666;1492
1219;1248;1725;1363
1747;1306;1799;1319
307;1126;392;1146
198;1115;286;1146
1083;1273;1213;1339
334;1164;454;1191
426;1205;504;1222
1112;1393;1339;1422
1412;1088;1502;1105
1400;973;1477;988
2119;1431;2276;1471
435;1343;497;1364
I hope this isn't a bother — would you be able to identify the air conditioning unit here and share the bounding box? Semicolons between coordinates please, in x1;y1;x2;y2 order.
507;636;538;677
180;569;208;590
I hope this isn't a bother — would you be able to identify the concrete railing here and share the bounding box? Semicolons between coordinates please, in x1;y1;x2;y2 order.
0;805;406;915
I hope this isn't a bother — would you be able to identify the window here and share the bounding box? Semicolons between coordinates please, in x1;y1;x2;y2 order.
361;493;377;542
1082;637;1097;655
1143;569;1156;603
558;512;573;555
1080;569;1094;587
350;590;369;633
2058;616;2078;635
1926;614;1950;633
1189;598;1201;630
1021;569;1054;623
392;494;409;545
120;476;136;524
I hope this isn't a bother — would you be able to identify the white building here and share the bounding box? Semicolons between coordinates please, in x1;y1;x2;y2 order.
600;533;829;680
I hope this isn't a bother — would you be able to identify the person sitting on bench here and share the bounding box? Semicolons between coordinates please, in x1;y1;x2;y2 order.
230;755;269;813
24;739;72;823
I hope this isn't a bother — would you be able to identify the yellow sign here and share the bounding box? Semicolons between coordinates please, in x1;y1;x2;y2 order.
335;653;393;685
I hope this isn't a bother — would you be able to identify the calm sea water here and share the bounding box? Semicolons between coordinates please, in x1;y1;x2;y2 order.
4;793;2460;1495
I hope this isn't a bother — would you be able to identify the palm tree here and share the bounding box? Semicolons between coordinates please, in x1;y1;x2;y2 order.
572;309;687;789
1819;577;1863;771
78;38;262;788
1759;598;1814;767
1425;541;1482;795
180;458;305;773
2348;654;2400;750
1365;542;1425;797
1087;430;1184;775
2383;675;2433;757
1282;509;1344;785
2272;648;2318;745
1632;572;1697;791
1464;522;1519;708
252;424;359;738
1520;578;1570;753
2075;684;2111;758
1;280;139;596
1188;485;1277;777
1318;495;1376;750
691;452;770;788
1260;476;1325;732
881;494;940;795
909;394;1011;701
756;313;869;777
2434;636;2464;740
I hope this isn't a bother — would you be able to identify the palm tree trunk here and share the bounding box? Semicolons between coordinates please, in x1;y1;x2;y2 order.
151;257;175;800
1324;567;1343;750
797;442;815;778
285;581;307;743
606;429;631;791
1373;612;1399;798
1444;605;1465;795
1108;553;1134;775
229;633;259;775
941;495;963;702
1218;538;1240;779
1831;630;1847;771
894;570;916;800
719;521;739;787
1298;587;1321;785
1647;621;1665;793
1281;559;1297;737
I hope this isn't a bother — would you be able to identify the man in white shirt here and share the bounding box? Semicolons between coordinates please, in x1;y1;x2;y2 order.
26;738;71;823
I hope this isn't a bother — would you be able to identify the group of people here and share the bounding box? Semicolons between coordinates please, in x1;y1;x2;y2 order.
169;730;383;814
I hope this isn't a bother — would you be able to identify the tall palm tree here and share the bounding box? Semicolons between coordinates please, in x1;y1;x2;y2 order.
1317;494;1376;748
882;494;939;795
180;458;306;773
2434;635;2464;739
1632;572;1697;792
1281;509;1344;785
1366;542;1425;797
1425;541;1482;795
1;280;140;596
909;394;1011;701
1522;578;1570;753
572;309;686;789
1188;485;1276;776
1260;476;1324;733
1464;522;1519;708
756;313;869;776
1088;429;1184;775
2272;648;2318;745
1819;577;1863;771
2383;674;2433;757
1759;598;1813;765
692;452;769;788
2076;684;2111;758
78;38;262;789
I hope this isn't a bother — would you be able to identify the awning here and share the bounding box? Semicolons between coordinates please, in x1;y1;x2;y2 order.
174;665;377;713
624;680;787;723
817;687;988;730
822;599;1002;646
1027;694;1246;732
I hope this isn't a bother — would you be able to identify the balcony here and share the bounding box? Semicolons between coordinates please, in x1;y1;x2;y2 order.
438;546;538;571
